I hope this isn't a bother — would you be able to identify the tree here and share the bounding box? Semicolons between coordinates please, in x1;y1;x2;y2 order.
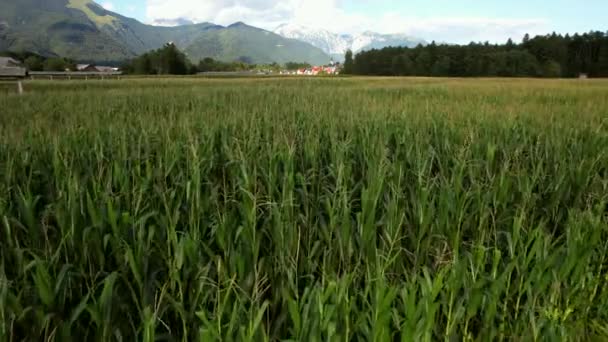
464;52;484;76
43;58;68;71
133;53;152;74
431;56;451;76
542;60;562;78
414;50;433;75
511;51;541;76
391;54;414;76
596;43;608;77
343;50;354;74
124;44;193;75
158;43;189;75
198;57;216;72
285;62;311;70
196;57;252;72
24;55;44;71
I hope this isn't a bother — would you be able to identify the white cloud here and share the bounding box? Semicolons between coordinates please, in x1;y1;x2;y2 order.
145;0;548;43
102;2;115;11
146;0;284;27
376;16;549;44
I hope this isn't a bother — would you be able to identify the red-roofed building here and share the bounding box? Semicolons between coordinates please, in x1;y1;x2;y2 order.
311;66;323;75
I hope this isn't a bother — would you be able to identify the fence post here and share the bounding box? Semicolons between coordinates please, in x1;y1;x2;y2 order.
17;80;23;95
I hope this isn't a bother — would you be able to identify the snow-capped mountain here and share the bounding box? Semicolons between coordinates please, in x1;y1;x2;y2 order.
274;23;425;60
350;31;424;53
274;24;350;56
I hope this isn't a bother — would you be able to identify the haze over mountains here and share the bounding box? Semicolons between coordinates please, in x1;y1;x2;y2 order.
0;0;424;64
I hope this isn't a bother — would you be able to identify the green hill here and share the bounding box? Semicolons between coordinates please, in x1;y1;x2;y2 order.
0;0;133;61
0;0;330;64
185;22;330;65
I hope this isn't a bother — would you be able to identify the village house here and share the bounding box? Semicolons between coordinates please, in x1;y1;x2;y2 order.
97;66;120;73
293;62;342;76
77;64;100;72
310;66;323;75
76;64;120;72
0;57;21;68
0;57;27;78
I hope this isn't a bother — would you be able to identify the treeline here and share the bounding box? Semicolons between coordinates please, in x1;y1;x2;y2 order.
121;43;311;75
197;57;251;72
349;31;608;77
0;51;77;71
3;45;312;74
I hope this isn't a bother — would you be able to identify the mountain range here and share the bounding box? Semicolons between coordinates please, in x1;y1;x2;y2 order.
274;23;425;61
0;0;330;64
0;0;424;65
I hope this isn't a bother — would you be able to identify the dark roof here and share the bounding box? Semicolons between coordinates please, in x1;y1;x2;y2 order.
77;64;97;70
0;57;21;67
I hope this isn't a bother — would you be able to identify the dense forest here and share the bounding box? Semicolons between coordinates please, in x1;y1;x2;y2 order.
348;31;608;77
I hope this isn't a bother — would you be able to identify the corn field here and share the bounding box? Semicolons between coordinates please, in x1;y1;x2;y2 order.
1;77;607;341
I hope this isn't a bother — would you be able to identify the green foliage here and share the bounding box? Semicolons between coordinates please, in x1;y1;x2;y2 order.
431;56;451;76
284;61;311;70
24;55;44;71
354;31;608;77
343;49;354;74
123;43;192;75
391;53;414;75
197;57;251;72
542;60;563;78
0;78;607;340
42;57;74;71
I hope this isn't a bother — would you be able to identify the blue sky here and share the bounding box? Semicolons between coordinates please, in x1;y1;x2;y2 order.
99;1;145;20
100;0;607;43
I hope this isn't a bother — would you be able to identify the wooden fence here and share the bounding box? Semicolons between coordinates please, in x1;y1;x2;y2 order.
28;71;123;80
0;67;27;94
1;70;124;95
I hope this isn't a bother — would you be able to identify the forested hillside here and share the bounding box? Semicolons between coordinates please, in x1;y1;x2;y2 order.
0;0;329;64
